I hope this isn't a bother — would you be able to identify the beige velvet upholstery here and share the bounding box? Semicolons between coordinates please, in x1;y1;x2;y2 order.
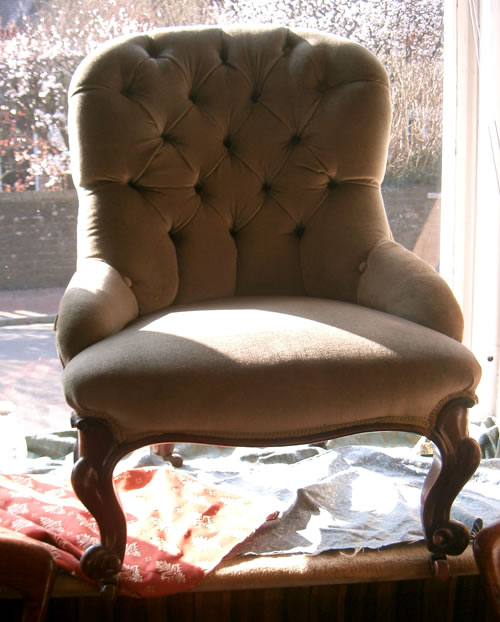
65;27;393;317
56;26;482;589
63;297;477;445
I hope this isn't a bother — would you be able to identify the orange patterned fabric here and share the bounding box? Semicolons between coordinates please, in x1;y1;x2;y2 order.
0;468;271;597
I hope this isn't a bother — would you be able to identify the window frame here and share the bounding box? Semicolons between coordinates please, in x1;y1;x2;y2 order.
441;0;500;423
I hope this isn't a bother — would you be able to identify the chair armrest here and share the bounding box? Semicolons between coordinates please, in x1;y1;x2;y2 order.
357;239;464;341
56;259;139;365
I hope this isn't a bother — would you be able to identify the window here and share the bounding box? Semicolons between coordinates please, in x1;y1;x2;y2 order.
441;0;500;428
0;0;497;454
0;1;497;573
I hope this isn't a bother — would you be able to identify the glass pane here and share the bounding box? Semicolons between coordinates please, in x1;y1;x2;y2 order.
0;1;443;463
215;0;444;269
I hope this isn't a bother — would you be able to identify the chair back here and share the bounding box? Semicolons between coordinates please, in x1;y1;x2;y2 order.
69;26;392;314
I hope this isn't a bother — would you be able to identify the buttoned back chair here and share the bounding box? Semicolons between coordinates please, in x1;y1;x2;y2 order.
56;26;482;594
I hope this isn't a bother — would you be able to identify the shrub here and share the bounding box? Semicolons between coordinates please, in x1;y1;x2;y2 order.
0;0;443;191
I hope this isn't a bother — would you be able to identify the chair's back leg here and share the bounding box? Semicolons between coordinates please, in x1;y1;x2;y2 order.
152;443;183;467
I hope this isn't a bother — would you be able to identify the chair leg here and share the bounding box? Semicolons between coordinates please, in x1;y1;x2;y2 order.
71;414;126;589
152;443;183;467
473;519;500;619
421;398;482;556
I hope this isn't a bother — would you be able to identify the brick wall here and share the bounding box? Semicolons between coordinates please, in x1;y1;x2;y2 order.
0;186;439;290
0;191;77;290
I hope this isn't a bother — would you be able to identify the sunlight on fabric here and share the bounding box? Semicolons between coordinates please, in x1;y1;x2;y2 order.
140;307;396;362
349;471;399;514
141;309;325;335
398;484;421;509
296;507;339;550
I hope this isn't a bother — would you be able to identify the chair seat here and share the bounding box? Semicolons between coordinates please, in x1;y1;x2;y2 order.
62;297;480;445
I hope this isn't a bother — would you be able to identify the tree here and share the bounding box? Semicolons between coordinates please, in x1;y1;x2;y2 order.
215;0;443;61
215;0;444;183
0;0;443;191
0;0;217;191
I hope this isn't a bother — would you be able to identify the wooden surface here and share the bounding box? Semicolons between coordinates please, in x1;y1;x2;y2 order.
1;541;496;622
0;540;480;599
474;519;500;619
0;531;57;622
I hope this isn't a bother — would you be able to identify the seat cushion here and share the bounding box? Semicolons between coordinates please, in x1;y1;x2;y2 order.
62;297;481;444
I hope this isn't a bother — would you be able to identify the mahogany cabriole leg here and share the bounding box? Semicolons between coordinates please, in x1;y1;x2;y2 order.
71;413;126;595
421;397;482;557
473;519;500;618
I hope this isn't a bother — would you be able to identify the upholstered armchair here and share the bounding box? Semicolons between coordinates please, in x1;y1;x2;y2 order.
56;26;482;593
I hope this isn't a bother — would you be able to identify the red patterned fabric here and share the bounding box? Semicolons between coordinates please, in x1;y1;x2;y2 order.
0;468;271;597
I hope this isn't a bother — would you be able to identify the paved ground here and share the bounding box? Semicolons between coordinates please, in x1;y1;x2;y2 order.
0;288;70;435
0;287;62;326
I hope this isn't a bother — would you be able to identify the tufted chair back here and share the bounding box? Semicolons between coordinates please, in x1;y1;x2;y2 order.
69;26;392;315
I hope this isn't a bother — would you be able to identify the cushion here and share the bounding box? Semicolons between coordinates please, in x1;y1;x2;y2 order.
62;297;480;444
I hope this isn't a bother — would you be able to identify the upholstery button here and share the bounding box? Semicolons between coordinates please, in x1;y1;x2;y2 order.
163;133;179;145
250;90;260;103
229;228;238;238
295;224;305;238
317;80;329;94
223;136;232;149
194;183;202;194
290;134;301;145
145;37;158;58
261;182;271;193
188;92;197;103
282;32;298;55
327;178;338;190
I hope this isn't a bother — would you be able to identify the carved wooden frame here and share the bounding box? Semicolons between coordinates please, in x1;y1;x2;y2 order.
70;396;481;593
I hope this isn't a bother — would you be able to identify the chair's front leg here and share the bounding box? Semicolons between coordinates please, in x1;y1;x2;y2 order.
71;414;126;589
421;398;482;556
